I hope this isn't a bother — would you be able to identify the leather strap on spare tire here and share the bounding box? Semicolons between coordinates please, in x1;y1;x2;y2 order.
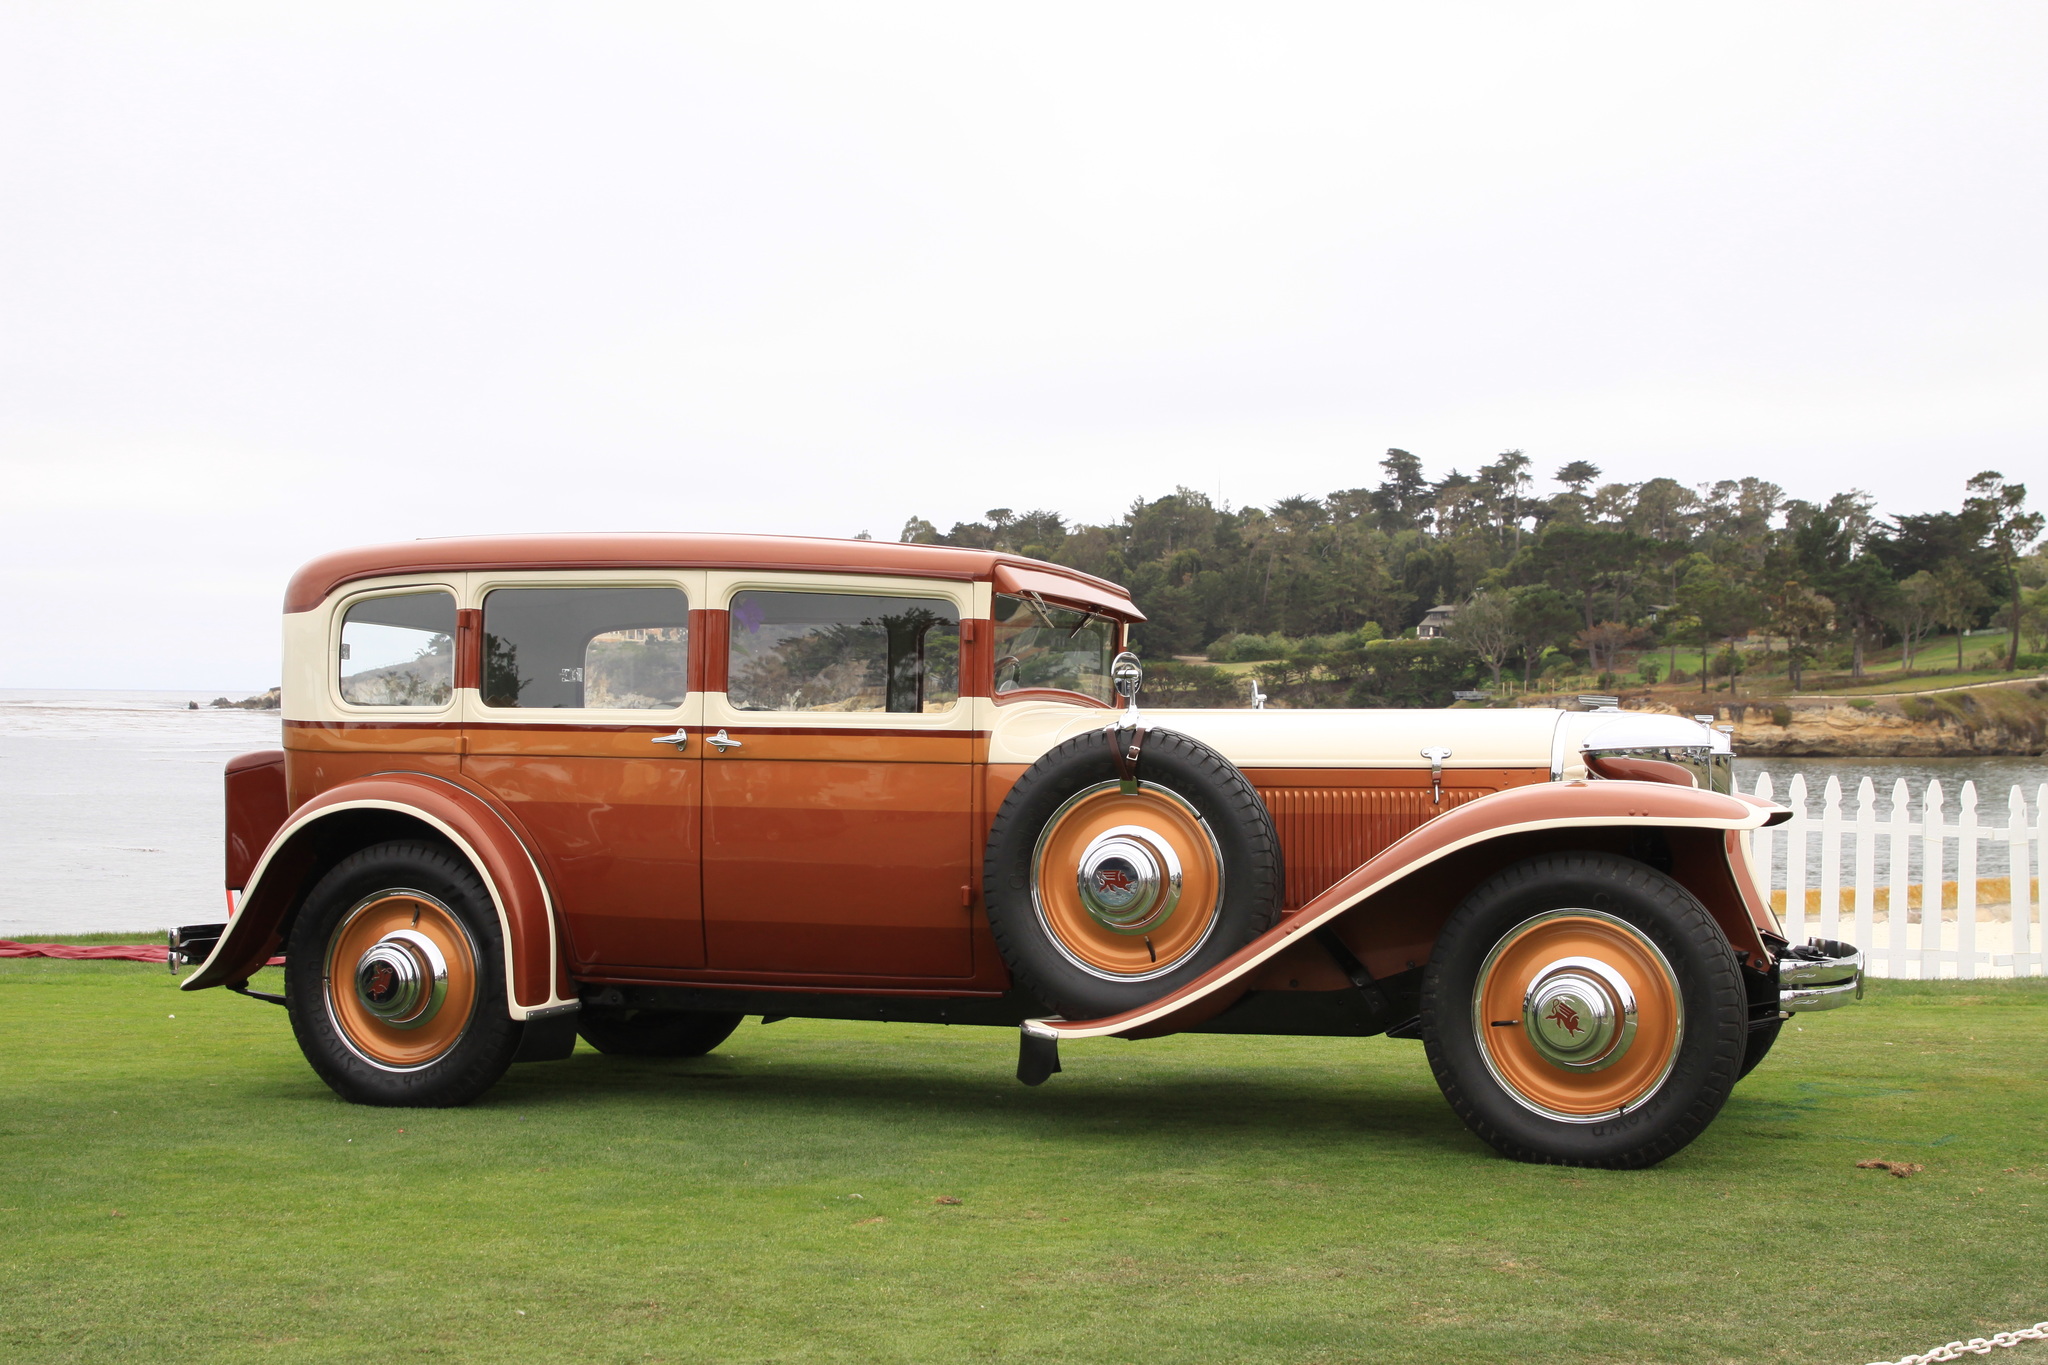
983;727;1283;1020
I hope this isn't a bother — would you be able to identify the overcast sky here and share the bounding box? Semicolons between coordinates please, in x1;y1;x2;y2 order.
4;3;2044;689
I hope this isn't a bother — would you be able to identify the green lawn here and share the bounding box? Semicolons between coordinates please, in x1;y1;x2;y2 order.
1794;670;2047;698
3;961;2045;1365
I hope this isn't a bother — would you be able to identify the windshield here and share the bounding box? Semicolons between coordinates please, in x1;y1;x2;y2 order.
991;593;1118;703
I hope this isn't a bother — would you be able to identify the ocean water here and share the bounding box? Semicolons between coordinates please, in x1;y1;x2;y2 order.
1;691;2041;936
0;691;280;937
1736;756;2048;884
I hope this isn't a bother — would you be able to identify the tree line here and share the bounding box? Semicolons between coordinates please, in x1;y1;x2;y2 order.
892;452;2047;702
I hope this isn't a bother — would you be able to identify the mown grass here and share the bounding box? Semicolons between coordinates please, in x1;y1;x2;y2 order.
1812;671;2048;699
2;962;2044;1365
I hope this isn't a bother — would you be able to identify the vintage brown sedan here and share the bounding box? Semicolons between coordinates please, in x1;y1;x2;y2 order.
178;533;1860;1167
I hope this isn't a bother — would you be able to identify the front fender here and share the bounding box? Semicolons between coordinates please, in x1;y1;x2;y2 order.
1025;778;1787;1045
181;773;570;1018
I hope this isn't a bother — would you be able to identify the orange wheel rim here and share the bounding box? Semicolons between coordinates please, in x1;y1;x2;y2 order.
1472;910;1682;1121
325;891;479;1070
1031;781;1223;981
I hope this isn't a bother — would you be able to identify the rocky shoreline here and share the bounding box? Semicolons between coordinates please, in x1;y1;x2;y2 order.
1545;679;2048;758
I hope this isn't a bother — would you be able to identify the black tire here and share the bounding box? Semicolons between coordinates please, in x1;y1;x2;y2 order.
1420;851;1746;1169
1737;954;1783;1080
577;1007;743;1058
984;728;1283;1019
285;840;522;1107
1740;1017;1783;1080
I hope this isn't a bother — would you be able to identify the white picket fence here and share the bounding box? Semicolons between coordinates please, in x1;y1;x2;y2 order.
1745;774;2045;979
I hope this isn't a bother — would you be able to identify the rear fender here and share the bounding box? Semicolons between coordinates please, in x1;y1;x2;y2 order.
1028;779;1787;1044
182;773;571;1018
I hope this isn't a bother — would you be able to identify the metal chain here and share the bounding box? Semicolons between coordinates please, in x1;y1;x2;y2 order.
1865;1321;2048;1365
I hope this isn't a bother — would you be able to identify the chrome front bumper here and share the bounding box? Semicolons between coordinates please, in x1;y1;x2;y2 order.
167;922;225;973
1778;937;1863;1012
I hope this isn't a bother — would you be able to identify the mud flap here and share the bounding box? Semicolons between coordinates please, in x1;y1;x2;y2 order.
1016;1026;1062;1086
512;1007;580;1064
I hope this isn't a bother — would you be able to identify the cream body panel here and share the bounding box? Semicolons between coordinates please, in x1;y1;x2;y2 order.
989;703;1581;771
281;607;328;723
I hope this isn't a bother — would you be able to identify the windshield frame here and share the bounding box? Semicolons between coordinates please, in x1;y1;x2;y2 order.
988;593;1123;708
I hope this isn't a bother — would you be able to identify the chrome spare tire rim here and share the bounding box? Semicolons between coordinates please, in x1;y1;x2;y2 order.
352;928;449;1030
1074;824;1183;935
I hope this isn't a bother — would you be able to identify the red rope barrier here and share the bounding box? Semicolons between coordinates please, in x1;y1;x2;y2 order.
0;941;284;966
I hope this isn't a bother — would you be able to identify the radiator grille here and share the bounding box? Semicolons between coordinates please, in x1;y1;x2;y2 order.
1259;785;1493;911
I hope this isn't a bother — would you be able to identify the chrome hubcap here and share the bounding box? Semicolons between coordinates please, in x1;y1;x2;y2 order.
1074;825;1182;935
353;929;449;1030
1522;956;1637;1071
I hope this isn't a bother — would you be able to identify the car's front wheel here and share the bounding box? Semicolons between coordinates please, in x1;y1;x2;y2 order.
1420;852;1746;1168
285;840;522;1106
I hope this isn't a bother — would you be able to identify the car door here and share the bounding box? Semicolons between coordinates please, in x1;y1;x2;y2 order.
460;572;707;969
698;573;978;980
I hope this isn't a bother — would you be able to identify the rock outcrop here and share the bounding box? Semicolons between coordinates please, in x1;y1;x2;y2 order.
1535;681;2048;757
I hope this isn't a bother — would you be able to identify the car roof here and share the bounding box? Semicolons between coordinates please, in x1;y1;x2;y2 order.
284;532;1144;620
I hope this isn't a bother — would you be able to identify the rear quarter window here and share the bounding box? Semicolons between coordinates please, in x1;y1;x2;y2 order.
339;591;456;707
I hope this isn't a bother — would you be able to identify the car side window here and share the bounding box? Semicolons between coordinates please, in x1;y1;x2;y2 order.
482;587;690;710
339;591;456;707
726;591;959;713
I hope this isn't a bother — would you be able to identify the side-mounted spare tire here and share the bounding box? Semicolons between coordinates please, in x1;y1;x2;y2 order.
983;727;1283;1020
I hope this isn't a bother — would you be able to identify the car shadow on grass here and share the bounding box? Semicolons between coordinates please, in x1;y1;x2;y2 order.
482;1043;1475;1156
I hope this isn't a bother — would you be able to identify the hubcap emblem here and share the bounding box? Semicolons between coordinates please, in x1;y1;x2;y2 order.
353;929;451;1030
1092;861;1140;906
1075;826;1184;935
1523;956;1638;1072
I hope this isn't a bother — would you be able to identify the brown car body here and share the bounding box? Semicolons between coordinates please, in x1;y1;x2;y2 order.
180;533;1859;1162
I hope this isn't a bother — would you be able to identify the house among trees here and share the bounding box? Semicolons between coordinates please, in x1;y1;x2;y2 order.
1416;604;1459;638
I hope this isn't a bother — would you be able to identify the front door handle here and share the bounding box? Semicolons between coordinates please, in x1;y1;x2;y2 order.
650;729;689;751
707;729;743;752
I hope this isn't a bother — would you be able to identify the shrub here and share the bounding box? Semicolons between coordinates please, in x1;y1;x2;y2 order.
1249;639;1481;709
1669;667;1690;684
1771;704;1792;727
1848;698;1873;712
1136;661;1246;706
1637;659;1662;685
1204;633;1291;663
2016;652;2047;671
1900;698;1931;722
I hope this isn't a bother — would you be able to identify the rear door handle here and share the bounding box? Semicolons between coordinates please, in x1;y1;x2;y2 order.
707;729;743;752
651;729;689;751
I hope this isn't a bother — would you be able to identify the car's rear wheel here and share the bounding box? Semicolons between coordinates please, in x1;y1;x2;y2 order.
286;840;521;1106
1421;852;1745;1168
577;1007;743;1057
984;729;1283;1019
